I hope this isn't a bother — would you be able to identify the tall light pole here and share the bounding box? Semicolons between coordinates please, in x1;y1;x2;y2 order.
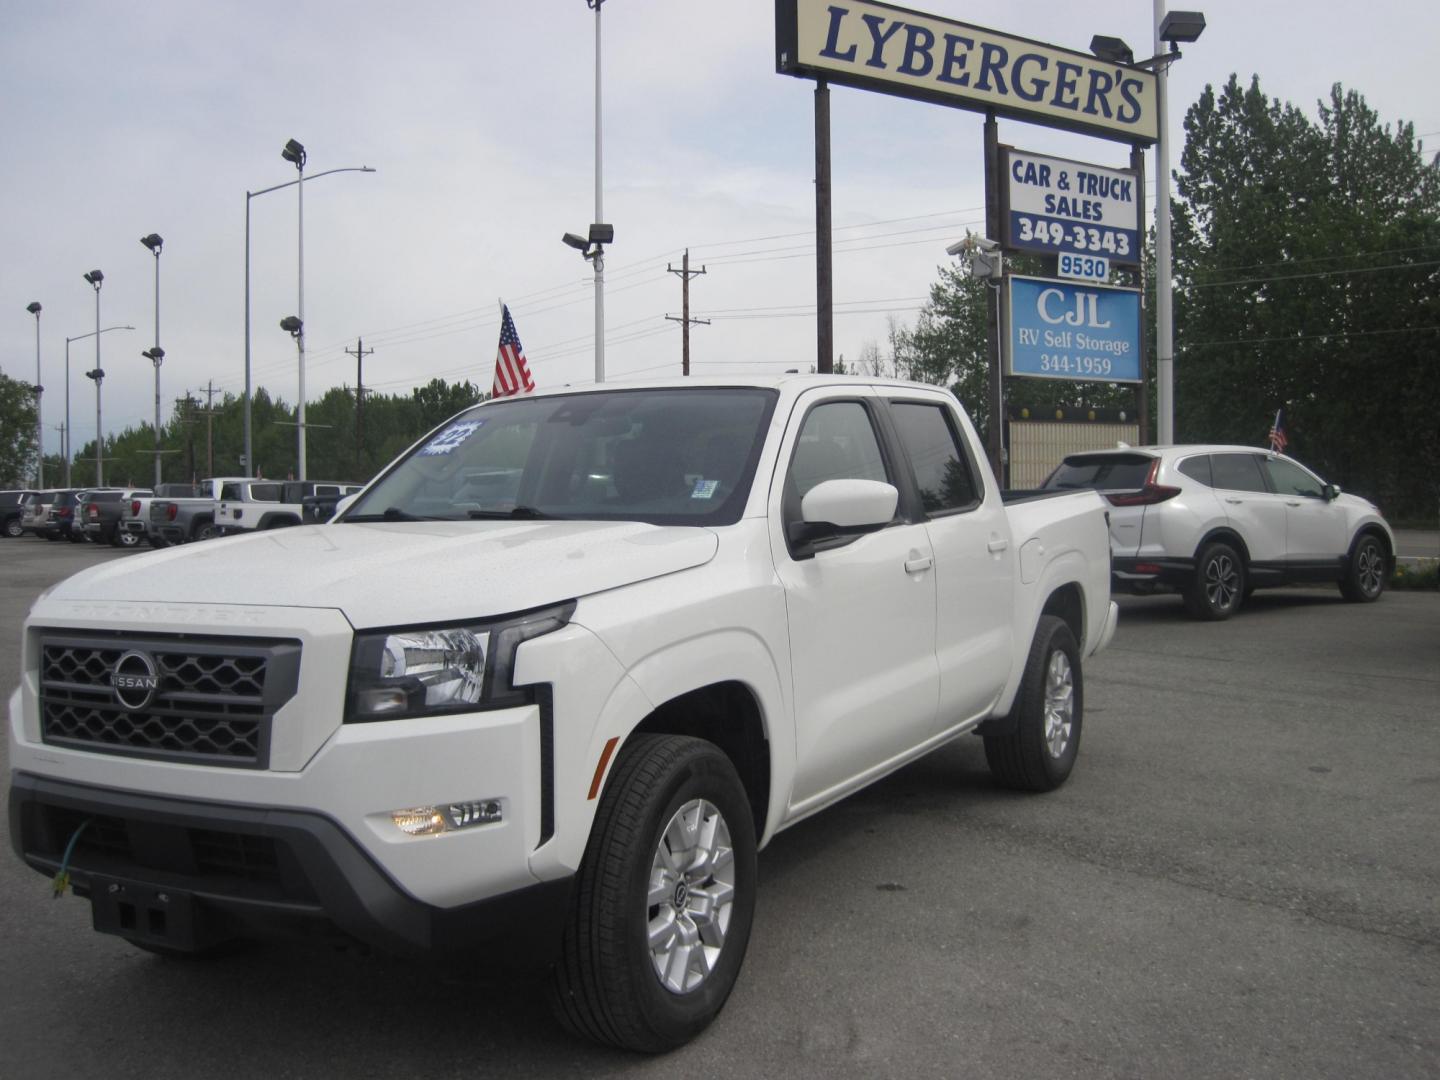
279;138;310;478
141;233;164;485
244;157;374;479
1154;7;1206;444
64;325;133;487
26;302;42;487
589;0;607;382
82;270;105;485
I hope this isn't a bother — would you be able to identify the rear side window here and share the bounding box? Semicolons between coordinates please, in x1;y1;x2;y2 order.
1043;453;1154;491
1210;453;1267;493
1177;456;1213;486
888;401;982;513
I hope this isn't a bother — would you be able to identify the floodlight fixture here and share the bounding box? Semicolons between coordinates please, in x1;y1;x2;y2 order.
83;269;104;287
282;138;307;167
27;301;42;315
86;368;104;382
1159;10;1206;45
142;347;166;362
140;233;164;254
280;315;303;335
588;223;614;245
1089;35;1135;64
562;232;589;251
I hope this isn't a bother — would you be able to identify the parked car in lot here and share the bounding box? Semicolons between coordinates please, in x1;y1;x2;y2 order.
216;479;363;533
1042;444;1395;619
19;489;70;538
9;376;1117;1051
149;476;260;545
1;489;39;538
80;488;152;547
41;489;119;542
120;484;207;547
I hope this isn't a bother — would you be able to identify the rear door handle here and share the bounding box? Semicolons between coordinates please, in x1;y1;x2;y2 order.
1225;497;1243;505
904;555;933;573
987;538;1009;553
1286;501;1302;507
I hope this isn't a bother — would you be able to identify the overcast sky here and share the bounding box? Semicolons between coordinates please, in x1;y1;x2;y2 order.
4;0;1436;465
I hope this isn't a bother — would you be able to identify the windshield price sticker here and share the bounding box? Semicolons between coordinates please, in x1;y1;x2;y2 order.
420;420;484;456
1003;149;1140;265
1006;275;1142;384
1058;252;1110;282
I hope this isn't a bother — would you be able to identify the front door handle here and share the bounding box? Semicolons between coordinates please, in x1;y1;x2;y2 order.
987;538;1009;553
904;555;933;574
1225;497;1243;505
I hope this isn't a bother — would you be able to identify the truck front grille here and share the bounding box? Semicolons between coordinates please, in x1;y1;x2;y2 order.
38;633;301;769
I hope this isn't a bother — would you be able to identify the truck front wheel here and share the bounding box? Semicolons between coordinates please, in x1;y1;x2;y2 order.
550;734;757;1052
984;615;1083;792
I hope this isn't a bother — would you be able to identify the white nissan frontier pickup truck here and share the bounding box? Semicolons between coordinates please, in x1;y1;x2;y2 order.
9;376;1117;1051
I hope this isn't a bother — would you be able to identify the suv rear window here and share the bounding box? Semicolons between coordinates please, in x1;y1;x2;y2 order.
1043;453;1155;491
1177;456;1213;486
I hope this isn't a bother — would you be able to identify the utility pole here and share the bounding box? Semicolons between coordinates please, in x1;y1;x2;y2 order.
345;337;373;470
665;250;709;375
175;393;197;481
200;381;219;478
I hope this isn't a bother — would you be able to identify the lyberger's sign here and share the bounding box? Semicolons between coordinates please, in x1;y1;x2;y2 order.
776;0;1158;144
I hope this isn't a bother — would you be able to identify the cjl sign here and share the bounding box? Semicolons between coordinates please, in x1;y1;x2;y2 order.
1007;276;1142;383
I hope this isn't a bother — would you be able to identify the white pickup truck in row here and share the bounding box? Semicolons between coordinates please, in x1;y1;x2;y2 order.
8;376;1116;1051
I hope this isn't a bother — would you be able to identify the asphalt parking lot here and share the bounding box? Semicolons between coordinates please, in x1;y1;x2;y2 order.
1;536;1436;1079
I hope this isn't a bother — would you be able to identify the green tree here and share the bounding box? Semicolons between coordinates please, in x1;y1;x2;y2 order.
0;374;39;487
1174;75;1440;514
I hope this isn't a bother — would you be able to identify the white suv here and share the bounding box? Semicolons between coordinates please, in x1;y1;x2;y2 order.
1042;445;1394;619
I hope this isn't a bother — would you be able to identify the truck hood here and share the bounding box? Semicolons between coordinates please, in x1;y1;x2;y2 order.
45;520;718;628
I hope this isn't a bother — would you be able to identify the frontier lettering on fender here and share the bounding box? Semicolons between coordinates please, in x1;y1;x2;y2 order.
777;0;1158;144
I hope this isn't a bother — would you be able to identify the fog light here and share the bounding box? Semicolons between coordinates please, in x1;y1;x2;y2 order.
390;799;503;837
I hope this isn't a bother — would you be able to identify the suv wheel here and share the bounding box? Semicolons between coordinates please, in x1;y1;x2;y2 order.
3;516;22;538
550;734;757;1052
1340;534;1387;603
113;529;141;548
1185;541;1245;620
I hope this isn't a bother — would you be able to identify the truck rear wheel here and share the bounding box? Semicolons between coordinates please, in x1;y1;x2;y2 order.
549;734;756;1052
984;615;1083;792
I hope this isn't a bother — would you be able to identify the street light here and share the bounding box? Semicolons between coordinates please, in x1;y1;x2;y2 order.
586;0;608;382
141;233;164;484
63;326;133;486
26;302;42;487
244;156;374;480
1154;6;1206;444
561;222;614;381
81;270;105;485
280;138;311;479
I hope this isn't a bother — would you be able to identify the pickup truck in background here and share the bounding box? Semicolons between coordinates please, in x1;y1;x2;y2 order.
215;480;363;533
9;376;1116;1052
80;489;153;547
120;484;207;548
150;477;276;545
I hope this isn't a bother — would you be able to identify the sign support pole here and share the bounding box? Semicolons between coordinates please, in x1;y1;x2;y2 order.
1130;143;1150;443
983;109;1004;484
815;80;833;373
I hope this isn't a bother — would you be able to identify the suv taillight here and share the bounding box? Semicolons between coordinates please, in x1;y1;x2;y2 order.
131;499;141;516
1104;459;1181;506
87;504;98;520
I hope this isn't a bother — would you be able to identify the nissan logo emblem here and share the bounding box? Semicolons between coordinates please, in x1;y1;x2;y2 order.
111;650;160;711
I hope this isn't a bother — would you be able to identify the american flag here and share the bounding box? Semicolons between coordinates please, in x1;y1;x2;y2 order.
491;303;535;398
1268;409;1288;453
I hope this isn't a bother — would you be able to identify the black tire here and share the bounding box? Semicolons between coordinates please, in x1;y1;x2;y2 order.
3;516;22;539
148;534;169;549
1184;541;1245;620
1340;533;1387;603
984;615;1083;792
549;734;757;1053
192;519;216;541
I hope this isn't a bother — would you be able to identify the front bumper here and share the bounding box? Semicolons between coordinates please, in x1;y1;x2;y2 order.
9;773;572;962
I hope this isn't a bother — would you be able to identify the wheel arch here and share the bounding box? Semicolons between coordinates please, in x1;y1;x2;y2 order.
1193;526;1250;566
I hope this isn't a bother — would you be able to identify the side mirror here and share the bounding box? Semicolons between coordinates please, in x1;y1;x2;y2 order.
787;478;898;553
1323;483;1342;501
332;493;360;521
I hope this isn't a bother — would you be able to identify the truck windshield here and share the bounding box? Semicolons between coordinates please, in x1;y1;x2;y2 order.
345;387;778;527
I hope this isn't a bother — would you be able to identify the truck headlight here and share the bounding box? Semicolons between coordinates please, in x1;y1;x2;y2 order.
346;602;574;722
